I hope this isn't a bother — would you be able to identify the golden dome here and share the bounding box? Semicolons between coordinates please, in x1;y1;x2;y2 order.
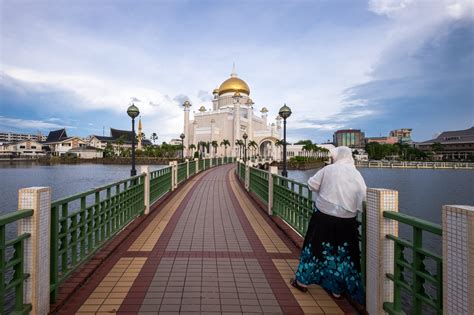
218;76;250;96
212;88;219;94
199;106;206;112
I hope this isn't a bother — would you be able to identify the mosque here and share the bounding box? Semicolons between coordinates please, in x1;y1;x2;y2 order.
183;66;282;159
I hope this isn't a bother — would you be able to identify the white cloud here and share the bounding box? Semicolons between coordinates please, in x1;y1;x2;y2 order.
0;116;74;130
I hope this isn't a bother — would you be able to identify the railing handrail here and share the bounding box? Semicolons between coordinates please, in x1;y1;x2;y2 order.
383;210;442;235
51;174;145;206
0;209;34;226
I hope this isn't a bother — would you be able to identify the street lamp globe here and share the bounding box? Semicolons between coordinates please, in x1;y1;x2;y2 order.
278;104;292;119
180;133;185;140
127;104;140;119
242;133;248;140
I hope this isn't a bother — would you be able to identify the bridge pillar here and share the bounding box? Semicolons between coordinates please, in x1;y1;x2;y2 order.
267;166;278;215
366;188;399;315
442;205;474;314
140;166;150;215
185;159;189;179
245;162;250;191
18;187;51;315
170;161;178;191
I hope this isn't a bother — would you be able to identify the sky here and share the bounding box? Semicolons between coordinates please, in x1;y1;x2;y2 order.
0;0;473;143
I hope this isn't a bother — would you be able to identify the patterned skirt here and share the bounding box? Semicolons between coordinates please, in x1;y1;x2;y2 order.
295;209;364;305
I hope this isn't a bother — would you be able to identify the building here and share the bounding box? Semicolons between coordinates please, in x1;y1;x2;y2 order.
89;121;152;154
416;126;474;161
0;131;46;144
280;143;333;160
366;136;399;145
183;66;282;159
333;129;365;148
43;129;87;156
390;128;413;144
0;140;46;158
68;146;103;159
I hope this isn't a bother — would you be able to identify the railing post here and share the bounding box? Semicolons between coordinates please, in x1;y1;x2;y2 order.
245;162;250;191
210;157;213;168
174;161;178;189
169;161;175;191
18;187;51;315
442;205;474;314
267;166;278;215
195;158;199;173
185;159;189;179
365;188;399;315
139;166;150;215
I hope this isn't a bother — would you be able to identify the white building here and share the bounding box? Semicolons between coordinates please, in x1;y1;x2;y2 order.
183;67;283;159
0;140;46;158
69;146;103;159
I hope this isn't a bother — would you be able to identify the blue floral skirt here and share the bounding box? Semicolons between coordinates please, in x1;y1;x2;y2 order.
295;210;364;305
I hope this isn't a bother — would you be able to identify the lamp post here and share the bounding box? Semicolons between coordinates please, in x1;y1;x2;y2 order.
278;104;292;177
127;103;140;176
243;133;248;163
180;133;185;161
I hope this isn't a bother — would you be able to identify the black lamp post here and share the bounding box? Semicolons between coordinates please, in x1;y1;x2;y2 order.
243;133;248;163
127;103;140;176
180;133;185;161
278;104;292;177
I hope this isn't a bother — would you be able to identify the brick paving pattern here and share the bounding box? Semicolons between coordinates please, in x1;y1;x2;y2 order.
58;165;356;314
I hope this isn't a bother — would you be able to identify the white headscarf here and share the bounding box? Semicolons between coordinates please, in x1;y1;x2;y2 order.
308;146;366;213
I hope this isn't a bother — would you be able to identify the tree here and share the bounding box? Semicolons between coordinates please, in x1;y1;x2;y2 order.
248;140;258;158
211;141;218;156
189;144;196;157
235;140;244;159
220;139;230;157
103;142;115;157
115;135;127;156
150;133;158;144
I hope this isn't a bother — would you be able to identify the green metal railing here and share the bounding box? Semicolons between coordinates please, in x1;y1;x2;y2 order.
150;167;172;204
249;167;269;205
272;174;313;235
177;162;187;184
205;159;210;170
199;159;205;171
383;211;443;315
50;175;145;302
189;160;196;176
0;209;33;314
239;162;245;181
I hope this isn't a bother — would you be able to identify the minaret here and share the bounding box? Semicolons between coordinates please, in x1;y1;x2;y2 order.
246;98;254;141
233;92;242;157
137;117;143;150
210;119;215;156
276;115;283;139
261;107;269;126
183;101;191;157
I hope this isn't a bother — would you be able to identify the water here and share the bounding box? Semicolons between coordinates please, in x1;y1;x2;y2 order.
288;167;474;313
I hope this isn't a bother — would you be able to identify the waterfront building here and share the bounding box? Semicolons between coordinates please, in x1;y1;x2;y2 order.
43;129;87;156
390;128;413;144
0;139;46;158
183;66;282;159
89;123;152;154
0;131;46;144
366;136;399;145
333;129;365;148
279;143;333;161
68;146;103;159
417;126;474;161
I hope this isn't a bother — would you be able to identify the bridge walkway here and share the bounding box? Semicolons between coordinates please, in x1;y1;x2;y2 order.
56;164;356;315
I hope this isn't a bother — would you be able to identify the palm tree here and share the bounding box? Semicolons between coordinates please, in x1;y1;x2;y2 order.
150;133;158;144
189;144;196;157
211;140;218;156
220;139;230;157
235;139;244;159
248;140;258;158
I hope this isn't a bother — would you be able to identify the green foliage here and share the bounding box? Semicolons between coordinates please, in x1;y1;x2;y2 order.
103;143;116;157
365;142;428;161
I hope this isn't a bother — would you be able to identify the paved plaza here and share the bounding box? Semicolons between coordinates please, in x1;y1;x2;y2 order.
57;165;357;314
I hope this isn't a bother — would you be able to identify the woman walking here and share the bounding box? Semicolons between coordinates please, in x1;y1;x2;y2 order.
290;146;366;305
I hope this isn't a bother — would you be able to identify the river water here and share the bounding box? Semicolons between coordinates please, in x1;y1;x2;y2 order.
1;163;473;312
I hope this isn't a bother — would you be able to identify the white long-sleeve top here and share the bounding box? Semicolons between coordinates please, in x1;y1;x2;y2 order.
307;146;367;219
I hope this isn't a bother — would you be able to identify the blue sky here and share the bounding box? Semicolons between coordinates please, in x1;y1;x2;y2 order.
1;0;473;143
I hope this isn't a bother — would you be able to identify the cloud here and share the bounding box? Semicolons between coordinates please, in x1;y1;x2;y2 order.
197;90;212;102
172;94;190;106
0;115;73;130
130;97;141;102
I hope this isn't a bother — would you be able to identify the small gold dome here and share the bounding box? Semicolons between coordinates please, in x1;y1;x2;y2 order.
260;107;268;113
199;106;206;112
218;77;250;96
213;88;219;94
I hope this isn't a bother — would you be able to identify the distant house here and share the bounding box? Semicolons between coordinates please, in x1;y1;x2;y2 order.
0;140;46;158
89;128;152;154
68;146;103;159
366;136;399;145
43;129;87;156
417;126;474;161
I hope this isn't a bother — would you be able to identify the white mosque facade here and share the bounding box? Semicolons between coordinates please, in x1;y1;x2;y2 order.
183;68;283;159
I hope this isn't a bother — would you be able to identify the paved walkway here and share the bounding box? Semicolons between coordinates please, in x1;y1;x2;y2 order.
58;165;356;315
